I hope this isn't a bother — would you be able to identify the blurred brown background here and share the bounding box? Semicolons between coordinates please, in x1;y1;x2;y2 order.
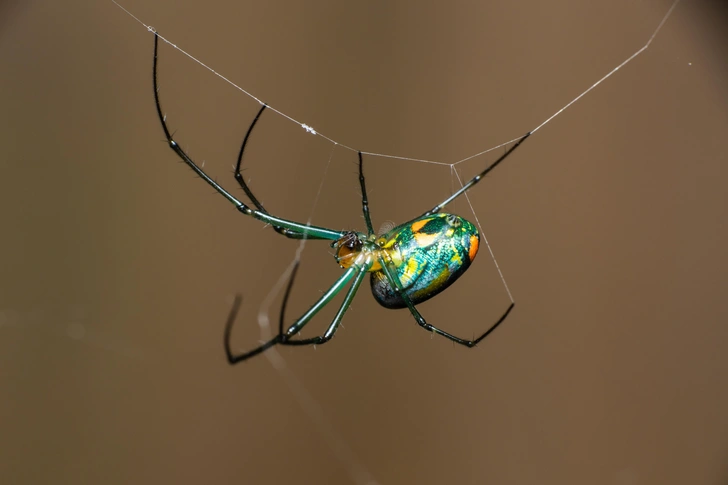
2;0;727;484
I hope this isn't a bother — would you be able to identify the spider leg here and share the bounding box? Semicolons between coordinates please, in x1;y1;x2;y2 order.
225;259;371;364
282;265;368;346
224;295;281;363
232;104;328;240
377;255;514;347
233;104;268;212
423;131;531;217
357;152;375;237
152;33;343;241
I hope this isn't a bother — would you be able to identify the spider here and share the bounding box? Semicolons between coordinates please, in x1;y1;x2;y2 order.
152;33;530;363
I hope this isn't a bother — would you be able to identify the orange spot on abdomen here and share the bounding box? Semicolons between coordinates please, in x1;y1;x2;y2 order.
468;235;479;262
410;219;428;233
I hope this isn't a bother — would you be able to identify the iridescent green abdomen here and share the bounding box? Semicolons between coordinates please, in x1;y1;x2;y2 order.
370;213;479;309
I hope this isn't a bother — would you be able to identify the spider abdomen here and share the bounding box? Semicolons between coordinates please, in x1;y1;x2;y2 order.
370;213;479;309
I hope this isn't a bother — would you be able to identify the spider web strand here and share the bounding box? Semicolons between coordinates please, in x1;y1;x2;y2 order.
452;167;514;303
114;0;680;168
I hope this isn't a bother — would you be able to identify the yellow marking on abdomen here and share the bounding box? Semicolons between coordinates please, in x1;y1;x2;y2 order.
414;232;438;247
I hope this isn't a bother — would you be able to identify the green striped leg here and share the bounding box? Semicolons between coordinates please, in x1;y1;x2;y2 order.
225;260;371;363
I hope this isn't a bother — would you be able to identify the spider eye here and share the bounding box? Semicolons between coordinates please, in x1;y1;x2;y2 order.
333;231;362;251
345;236;361;250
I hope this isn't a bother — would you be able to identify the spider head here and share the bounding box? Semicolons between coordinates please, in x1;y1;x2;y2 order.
332;231;366;268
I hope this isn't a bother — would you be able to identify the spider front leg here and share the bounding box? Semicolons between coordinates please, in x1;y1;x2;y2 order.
152;33;344;242
232;104;327;240
377;255;514;347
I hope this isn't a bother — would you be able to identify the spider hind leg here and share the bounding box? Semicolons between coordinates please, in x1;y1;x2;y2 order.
377;255;515;348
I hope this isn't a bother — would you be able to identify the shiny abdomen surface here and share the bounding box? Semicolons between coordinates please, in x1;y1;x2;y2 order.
370;213;479;309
